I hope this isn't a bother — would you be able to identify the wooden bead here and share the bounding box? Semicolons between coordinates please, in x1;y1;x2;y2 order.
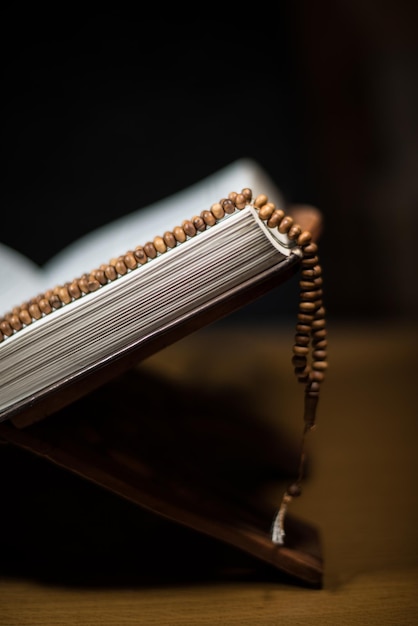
0;320;13;336
87;277;101;292
296;323;311;334
210;203;225;220
293;345;309;356
297;231;312;246
134;246;148;264
254;194;268;208
313;338;327;349
313;328;327;340
201;210;216;226
94;269;108;285
288;223;302;240
300;280;317;290
228;191;237;203
89;273;103;287
312;318;326;330
296;368;310;383
0;330;4;342
303;242;318;256
292;355;307;368
57;287;71;304
144;241;158;258
241;188;252;203
295;333;310;346
301;268;317;279
300;289;322;301
314;306;326;319
110;258;122;273
313;349;327;360
299;301;317;313
114;258;127;275
76;276;88;294
278;215;294;234
302;255;319;268
28;303;42;319
9;314;23;331
172;227;186;244
298;312;315;323
19;309;32;325
258;203;275;221
124;253;137;270
49;293;63;308
222;199;235;214
163;232;177;249
180;220;195;237
104;265;118;280
153;236;167;254
311;370;325;382
192;216;206;232
313;360;328;371
182;220;196;237
267;209;285;228
234;193;246;209
68;282;82;299
39;294;52;315
307;382;319;397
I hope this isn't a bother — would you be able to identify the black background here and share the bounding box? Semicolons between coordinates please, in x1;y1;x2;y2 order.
2;5;418;322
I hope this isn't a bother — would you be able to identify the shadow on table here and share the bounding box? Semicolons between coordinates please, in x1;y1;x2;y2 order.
0;367;313;589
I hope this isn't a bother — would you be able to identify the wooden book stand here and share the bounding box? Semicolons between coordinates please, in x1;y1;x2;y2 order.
0;206;324;588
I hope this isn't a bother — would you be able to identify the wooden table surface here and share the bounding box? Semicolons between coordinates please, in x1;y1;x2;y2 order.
1;321;417;625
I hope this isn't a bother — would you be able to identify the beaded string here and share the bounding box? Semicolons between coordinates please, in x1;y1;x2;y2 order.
249;192;327;545
270;220;326;545
0;189;327;546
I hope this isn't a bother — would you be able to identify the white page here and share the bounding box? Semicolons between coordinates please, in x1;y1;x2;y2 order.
0;158;283;317
0;245;46;316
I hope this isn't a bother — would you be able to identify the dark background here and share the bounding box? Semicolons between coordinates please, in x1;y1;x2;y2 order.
2;3;417;322
1;4;418;594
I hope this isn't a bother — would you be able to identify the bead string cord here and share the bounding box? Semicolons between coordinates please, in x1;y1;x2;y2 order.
0;189;327;547
250;192;327;545
270;211;326;545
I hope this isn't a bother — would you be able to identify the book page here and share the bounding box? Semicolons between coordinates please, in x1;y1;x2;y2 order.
43;158;284;286
0;159;284;316
0;244;46;316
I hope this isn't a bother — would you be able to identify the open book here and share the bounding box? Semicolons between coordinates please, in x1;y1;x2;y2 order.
0;159;286;318
0;159;326;586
